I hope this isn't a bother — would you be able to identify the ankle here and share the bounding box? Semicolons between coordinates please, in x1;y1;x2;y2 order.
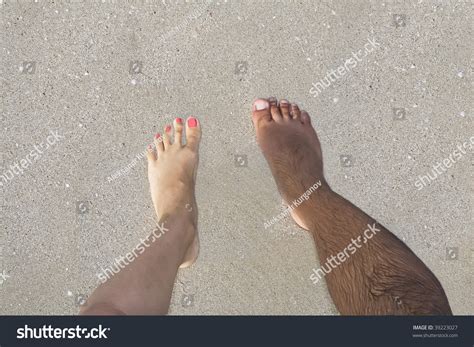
155;193;197;220
304;184;336;229
301;178;331;203
158;211;196;242
292;181;331;217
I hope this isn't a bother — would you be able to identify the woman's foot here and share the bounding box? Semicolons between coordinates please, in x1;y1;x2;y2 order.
146;117;201;267
251;98;327;230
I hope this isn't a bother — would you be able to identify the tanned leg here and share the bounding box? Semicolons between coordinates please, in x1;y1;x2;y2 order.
80;117;201;315
252;98;452;315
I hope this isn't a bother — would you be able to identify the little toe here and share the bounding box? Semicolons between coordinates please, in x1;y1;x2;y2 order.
146;144;156;162
301;111;311;125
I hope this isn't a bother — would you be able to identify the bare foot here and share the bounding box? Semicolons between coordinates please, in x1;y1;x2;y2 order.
251;97;327;230
146;117;201;268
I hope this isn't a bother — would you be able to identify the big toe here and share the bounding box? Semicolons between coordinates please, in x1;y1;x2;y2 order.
251;99;271;127
185;116;201;151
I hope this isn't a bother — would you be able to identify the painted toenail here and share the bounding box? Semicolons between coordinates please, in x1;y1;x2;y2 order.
165;125;172;132
176;117;183;124
188;117;197;128
254;99;269;110
155;133;161;139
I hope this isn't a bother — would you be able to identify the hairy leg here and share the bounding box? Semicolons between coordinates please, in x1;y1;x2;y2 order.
252;98;451;315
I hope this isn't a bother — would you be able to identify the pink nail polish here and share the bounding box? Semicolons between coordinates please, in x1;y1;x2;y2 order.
155;133;161;139
176;118;183;124
165;125;172;132
188;117;197;128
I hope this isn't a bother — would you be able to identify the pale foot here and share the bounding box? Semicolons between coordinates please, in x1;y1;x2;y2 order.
146;116;201;267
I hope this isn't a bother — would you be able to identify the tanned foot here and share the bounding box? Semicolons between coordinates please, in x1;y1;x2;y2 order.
251;97;326;230
146;117;201;268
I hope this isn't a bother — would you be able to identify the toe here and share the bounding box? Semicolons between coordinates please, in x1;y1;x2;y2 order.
268;96;278;107
279;99;290;120
185;116;201;151
154;133;164;153
291;103;301;121
270;103;283;122
251;99;272;126
163;124;172;149
174;117;184;146
146;144;156;161
301;110;311;125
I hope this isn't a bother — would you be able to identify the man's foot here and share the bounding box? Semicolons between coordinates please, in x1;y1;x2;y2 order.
146;117;201;268
251;97;326;230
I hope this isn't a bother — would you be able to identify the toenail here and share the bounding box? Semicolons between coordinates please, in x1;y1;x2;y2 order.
188;117;197;128
155;133;161;139
165;125;172;132
176;117;183;124
254;99;269;110
280;100;288;105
